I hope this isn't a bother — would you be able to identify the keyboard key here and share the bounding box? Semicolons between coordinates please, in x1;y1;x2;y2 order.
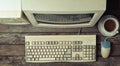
54;55;57;57
61;49;64;51
55;58;59;60
65;50;71;54
58;52;62;54
64;55;71;58
62;52;64;54
53;52;56;54
27;55;32;58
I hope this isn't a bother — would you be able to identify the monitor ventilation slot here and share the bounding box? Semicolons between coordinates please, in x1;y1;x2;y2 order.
34;14;94;25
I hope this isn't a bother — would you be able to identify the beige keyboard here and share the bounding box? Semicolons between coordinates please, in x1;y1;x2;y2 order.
25;35;96;63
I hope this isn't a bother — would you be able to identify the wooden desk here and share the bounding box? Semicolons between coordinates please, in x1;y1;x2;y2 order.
0;25;119;66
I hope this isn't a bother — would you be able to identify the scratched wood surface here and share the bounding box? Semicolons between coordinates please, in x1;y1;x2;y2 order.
0;24;120;66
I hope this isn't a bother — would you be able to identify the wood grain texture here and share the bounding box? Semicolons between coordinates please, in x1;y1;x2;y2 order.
0;24;81;33
0;56;120;66
0;24;119;33
0;45;25;56
0;24;119;66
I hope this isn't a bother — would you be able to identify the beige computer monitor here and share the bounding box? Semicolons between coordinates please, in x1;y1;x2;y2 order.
22;0;106;28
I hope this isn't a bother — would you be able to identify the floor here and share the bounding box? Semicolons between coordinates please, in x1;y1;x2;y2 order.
0;24;120;66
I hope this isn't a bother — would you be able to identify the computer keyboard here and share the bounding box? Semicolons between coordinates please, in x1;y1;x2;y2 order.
25;35;96;63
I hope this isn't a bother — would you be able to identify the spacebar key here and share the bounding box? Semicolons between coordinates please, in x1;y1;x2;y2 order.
39;58;55;61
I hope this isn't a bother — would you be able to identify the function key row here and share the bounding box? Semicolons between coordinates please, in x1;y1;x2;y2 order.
26;41;83;45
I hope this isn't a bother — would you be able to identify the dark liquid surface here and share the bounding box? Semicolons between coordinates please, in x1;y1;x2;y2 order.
104;20;116;32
